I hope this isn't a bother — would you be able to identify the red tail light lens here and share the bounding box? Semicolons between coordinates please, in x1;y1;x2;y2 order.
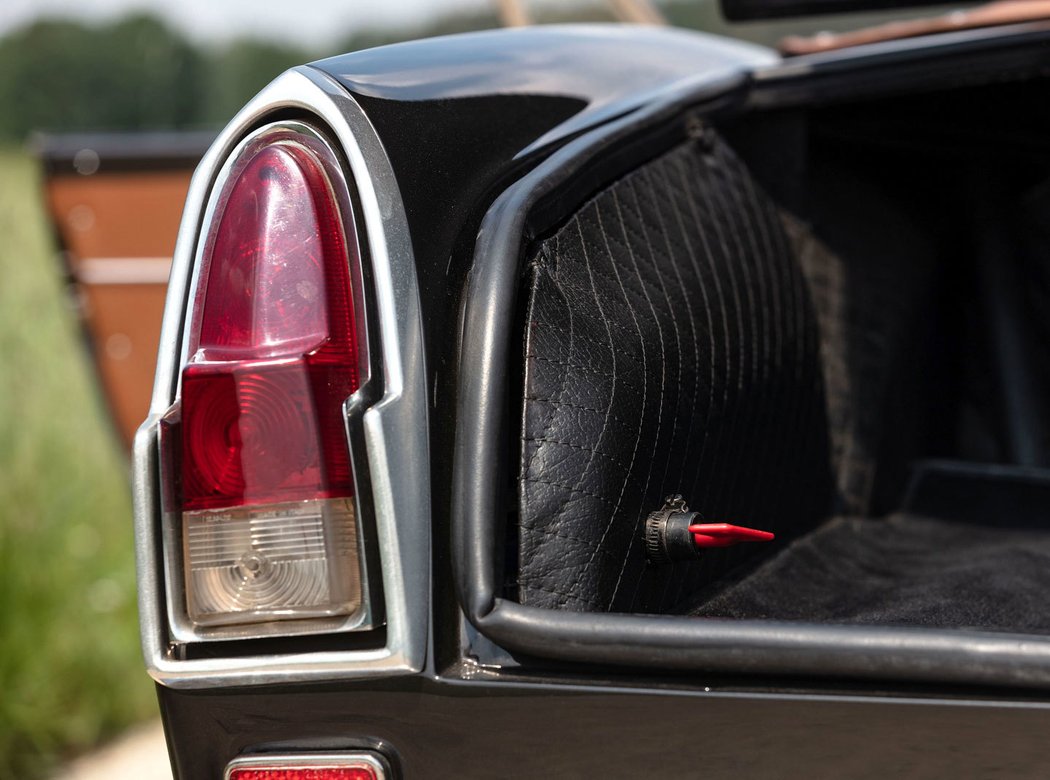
228;769;377;780
225;755;385;780
168;124;369;631
183;138;360;511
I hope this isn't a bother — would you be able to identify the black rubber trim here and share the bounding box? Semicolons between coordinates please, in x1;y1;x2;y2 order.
750;24;1050;110
722;0;946;22
452;71;1050;691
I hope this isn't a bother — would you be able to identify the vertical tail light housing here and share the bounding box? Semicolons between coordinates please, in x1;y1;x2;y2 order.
161;121;374;638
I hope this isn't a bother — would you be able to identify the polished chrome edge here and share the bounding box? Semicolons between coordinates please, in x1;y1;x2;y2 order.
133;65;430;688
224;752;389;780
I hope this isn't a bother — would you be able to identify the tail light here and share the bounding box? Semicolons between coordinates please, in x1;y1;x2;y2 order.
162;122;372;636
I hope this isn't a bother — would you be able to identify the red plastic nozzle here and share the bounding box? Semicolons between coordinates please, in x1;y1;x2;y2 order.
644;496;776;564
689;523;775;548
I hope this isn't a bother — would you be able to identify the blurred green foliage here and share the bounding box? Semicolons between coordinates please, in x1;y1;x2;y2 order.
0;149;157;778
0;0;963;139
0;14;205;138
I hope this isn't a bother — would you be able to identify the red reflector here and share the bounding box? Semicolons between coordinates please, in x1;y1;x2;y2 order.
225;754;384;780
179;132;363;513
228;767;378;780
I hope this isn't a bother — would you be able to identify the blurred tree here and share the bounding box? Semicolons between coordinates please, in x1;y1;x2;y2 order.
0;14;206;138
201;38;310;124
102;14;207;129
0;0;967;139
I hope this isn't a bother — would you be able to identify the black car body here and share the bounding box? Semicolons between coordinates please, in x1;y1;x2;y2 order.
134;4;1050;776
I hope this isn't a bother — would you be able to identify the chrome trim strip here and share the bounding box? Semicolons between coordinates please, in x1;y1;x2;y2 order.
224;753;388;779
133;66;430;688
76;257;172;285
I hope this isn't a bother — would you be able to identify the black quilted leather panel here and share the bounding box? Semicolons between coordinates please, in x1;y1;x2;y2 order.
517;135;834;613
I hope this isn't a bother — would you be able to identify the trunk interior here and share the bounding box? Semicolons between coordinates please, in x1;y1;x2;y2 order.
511;72;1050;638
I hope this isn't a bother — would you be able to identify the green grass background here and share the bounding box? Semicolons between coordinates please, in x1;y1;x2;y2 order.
0;149;156;777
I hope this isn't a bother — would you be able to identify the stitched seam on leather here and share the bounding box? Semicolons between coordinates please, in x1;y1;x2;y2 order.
681;148;745;529
606;184;668;606
524;395;643;430
512;248;562;604
564;196;653;607
522;475;619;510
519;524;621;556
522;261;575;481
526;319;641;364
523;435;633;473
514;581;604;609
612;175;685;607
527;354;629;383
655;153;715;607
525;223;621;600
533;274;649;341
564;232;669;307
701;148;773;538
517;136;832;612
671;148;728;514
639;163;701;608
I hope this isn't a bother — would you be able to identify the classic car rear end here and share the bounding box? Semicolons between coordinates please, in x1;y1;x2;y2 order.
134;6;1050;777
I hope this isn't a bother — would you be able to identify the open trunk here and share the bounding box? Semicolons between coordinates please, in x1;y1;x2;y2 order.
684;76;1050;632
466;58;1050;675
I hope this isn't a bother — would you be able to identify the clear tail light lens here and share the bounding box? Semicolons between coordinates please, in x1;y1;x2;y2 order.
183;499;358;626
166;123;369;632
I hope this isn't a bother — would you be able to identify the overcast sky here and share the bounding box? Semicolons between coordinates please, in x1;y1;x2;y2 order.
0;0;498;47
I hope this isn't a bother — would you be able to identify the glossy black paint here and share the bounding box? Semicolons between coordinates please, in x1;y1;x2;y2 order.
159;672;1050;778
311;25;774;150
309;26;776;376
722;0;948;21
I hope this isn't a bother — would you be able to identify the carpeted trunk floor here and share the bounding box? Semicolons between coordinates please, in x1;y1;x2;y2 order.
688;513;1050;633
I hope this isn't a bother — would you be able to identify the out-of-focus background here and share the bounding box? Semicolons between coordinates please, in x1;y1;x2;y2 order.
0;0;953;777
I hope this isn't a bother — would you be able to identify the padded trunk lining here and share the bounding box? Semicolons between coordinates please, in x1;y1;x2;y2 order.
513;118;1050;633
687;511;1050;633
516;135;833;613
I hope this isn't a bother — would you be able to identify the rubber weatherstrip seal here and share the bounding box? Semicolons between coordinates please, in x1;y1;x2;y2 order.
452;71;1050;691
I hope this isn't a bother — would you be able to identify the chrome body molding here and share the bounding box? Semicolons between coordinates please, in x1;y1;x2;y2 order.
133;66;430;688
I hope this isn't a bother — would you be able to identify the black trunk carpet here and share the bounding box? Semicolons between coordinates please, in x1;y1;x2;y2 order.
687;513;1050;633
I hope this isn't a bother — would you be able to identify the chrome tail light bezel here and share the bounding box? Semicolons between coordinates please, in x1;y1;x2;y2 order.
133;66;430;688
